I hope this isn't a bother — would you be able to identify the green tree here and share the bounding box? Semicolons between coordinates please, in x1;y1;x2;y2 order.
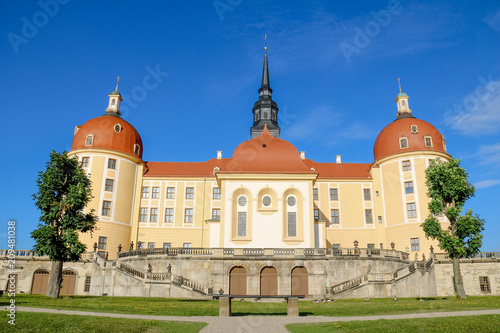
32;151;98;298
421;158;484;299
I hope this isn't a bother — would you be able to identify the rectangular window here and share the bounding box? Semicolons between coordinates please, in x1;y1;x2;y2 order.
380;243;384;249
402;160;411;171
108;158;116;169
331;209;339;224
288;212;297;237
84;276;91;292
399;138;408;149
166;187;175;199
330;188;338;200
98;236;107;250
378;216;383;223
237;212;246;236
81;157;89;168
410;237;420;251
313;188;318;200
405;181;414;194
140;208;148;222
101;201;111;216
479;276;491;292
185;208;193;223
150;208;158;222
367;243;375;249
183;243;191;248
212;208;220;220
425;136;433;147
148;242;155;249
152;187;160;199
332;244;340;254
86;136;93;146
407;202;417;218
314;208;319;221
213;188;221;199
363;189;371;200
142;187;150;198
105;179;114;192
365;209;373;224
165;208;173;222
163;242;171;249
186;187;194;199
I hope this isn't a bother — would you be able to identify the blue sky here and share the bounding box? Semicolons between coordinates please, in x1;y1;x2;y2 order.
1;0;499;252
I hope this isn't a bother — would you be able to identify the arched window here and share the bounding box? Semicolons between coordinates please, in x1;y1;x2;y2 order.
237;195;247;237
286;195;297;237
260;267;278;296
291;266;308;296
85;135;94;146
263;112;268;119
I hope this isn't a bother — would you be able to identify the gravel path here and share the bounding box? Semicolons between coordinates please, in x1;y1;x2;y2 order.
13;307;500;333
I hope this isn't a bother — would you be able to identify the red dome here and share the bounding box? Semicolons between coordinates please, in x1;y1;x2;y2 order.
225;126;314;173
72;115;143;159
374;117;446;161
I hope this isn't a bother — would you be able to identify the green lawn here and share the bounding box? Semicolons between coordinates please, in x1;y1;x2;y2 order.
286;314;500;332
2;295;499;317
0;311;207;333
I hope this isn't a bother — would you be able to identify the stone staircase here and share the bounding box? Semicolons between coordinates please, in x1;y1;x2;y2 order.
326;256;434;297
116;262;211;296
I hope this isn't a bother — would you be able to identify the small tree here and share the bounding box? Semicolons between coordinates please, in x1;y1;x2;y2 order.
32;151;98;298
421;158;484;299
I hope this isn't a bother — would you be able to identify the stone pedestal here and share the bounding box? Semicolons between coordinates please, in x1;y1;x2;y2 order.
287;297;299;316
219;297;231;316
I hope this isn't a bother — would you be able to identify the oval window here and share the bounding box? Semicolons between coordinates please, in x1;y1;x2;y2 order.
263;195;271;207
287;196;296;207
238;196;247;207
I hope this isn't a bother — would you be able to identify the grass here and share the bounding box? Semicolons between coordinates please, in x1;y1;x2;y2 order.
0;311;207;332
285;314;500;332
2;295;499;317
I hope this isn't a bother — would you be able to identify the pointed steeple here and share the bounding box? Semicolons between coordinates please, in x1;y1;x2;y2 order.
251;39;280;139
105;76;123;116
395;78;413;119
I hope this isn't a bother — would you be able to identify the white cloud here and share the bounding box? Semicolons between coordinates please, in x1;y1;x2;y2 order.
475;143;500;165
475;179;500;189
444;79;500;135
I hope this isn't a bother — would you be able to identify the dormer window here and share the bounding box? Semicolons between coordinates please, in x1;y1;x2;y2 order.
213;167;220;175
424;136;433;147
134;144;140;155
85;135;94;146
411;125;418;134
443;139;447;152
399;137;408;149
114;124;122;133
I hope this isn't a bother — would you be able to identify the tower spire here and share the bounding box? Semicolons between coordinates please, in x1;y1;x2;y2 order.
250;37;280;139
398;77;401;92
105;77;123;116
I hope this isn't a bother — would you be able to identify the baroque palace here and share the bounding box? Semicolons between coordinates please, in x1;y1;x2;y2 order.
2;49;498;298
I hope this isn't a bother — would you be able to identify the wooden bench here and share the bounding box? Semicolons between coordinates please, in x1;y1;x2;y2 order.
213;295;305;316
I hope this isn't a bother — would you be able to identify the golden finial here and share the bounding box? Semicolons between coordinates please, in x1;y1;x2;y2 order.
398;77;401;92
264;33;267;51
115;76;120;91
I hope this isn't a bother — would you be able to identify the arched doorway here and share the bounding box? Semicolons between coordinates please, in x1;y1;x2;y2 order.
260;266;278;296
229;266;247;295
291;266;308;296
60;270;77;296
31;269;49;295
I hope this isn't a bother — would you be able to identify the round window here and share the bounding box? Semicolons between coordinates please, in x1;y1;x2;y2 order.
411;125;418;134
114;124;121;133
287;196;296;207
263;196;271;207
238;196;247;207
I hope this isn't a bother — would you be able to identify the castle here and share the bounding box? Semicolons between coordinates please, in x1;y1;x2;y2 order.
2;49;498;298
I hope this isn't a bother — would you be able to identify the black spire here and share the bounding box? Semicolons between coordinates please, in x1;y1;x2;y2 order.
250;46;280;139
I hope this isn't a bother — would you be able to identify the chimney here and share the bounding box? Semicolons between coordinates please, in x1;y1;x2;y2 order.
336;155;342;165
217;151;222;160
300;151;305;160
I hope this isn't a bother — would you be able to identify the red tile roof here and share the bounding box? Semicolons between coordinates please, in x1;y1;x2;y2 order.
303;159;372;179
